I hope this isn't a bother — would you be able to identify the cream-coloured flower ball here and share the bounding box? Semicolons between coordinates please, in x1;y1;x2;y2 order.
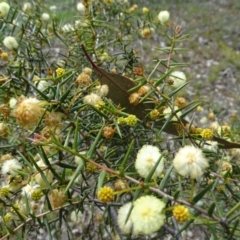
0;2;10;17
169;71;187;89
3;36;18;50
173;145;209;179
131;195;165;235
135;145;164;178
158;10;170;24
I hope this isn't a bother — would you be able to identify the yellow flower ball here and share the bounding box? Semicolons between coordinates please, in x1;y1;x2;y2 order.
97;186;114;202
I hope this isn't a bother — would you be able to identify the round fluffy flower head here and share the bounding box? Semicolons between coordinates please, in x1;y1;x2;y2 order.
201;128;214;140
83;93;101;106
129;93;140;105
102;126;116;139
22;2;32;12
75;72;92;86
41;13;50;21
21;183;40;198
131;195;165;235
97;186;114;202
169;71;186;89
158;10;170;24
142;7;149;14
135;145;164;178
125;114;138;126
141;28;154;38
3;36;18;50
150;109;160;120
173;205;190;223
49;189;66;209
0;2;10;17
56;67;65;76
117;202;133;234
14;97;44;127
2;158;22;176
1;52;8;61
95;84;109;97
173;145;209;179
77;2;85;14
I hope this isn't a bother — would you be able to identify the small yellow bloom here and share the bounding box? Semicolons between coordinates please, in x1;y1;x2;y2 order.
201;128;214;140
3;213;11;223
195;127;203;134
86;162;97;173
97;186;114;202
0;186;10;197
150;109;160;120
56;68;66;76
31;189;44;201
125;114;138;126
216;185;225;193
173;205;190;223
142;7;149;14
117;117;126;125
1;52;8;61
10;204;20;214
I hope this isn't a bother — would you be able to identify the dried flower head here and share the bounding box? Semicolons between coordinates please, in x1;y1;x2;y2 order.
117;202;133;234
83;93;101;106
49;189;66;209
137;85;150;97
81;67;92;76
216;160;232;175
0;122;8;138
158;10;170;24
129;93;140;105
173;205;190;223
131;195;165;235
102;126;116;139
3;36;18;50
208;112;215;120
135;145;164;178
141;28;154;38
173;145;209;179
75;72;92;86
97;186;114;202
174;97;187;108
14;97;44;127
44;111;63;128
114;179;128;191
